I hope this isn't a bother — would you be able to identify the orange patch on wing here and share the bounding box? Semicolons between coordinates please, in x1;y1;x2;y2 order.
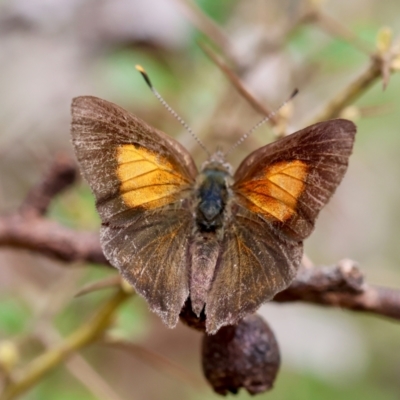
116;144;189;209
236;160;308;222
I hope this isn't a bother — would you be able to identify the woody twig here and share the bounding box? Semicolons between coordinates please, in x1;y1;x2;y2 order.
275;260;400;321
307;56;383;125
0;155;107;265
0;214;106;265
198;41;280;125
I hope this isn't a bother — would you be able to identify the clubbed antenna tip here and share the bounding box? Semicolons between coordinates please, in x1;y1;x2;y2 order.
136;64;210;157
290;88;299;100
135;65;152;88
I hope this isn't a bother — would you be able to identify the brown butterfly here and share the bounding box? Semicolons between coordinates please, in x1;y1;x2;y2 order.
71;93;356;334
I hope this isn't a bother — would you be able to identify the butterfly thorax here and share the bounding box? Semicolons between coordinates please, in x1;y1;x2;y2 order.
195;163;232;232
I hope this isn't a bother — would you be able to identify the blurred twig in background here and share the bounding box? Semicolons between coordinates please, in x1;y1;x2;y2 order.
1;289;131;400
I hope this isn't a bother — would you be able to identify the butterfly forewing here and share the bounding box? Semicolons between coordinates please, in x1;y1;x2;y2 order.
71;96;197;221
71;96;197;327
233;119;357;240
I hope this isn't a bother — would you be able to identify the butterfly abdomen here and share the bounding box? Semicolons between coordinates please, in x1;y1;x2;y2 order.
189;167;231;315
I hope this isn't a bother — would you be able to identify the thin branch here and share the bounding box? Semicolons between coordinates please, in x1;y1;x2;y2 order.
65;353;125;400
0;154;108;265
198;41;280;126
312;10;372;55
2;155;400;326
274;260;400;320
19;155;77;217
0;289;131;400
102;337;205;390
2;208;400;324
75;276;121;297
307;56;382;124
172;0;233;60
36;324;125;400
180;260;400;331
0;213;107;265
11;159;398;332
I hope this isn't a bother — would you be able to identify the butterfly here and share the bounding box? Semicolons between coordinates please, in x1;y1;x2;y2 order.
71;95;356;334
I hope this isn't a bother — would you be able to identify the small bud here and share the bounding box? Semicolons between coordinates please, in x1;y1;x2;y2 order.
0;340;19;373
120;278;135;294
308;0;325;9
278;101;293;121
340;105;361;121
376;27;392;54
391;55;400;71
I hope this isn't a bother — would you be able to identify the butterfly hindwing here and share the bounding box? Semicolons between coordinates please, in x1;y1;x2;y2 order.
205;207;302;333
101;206;192;327
71;96;197;327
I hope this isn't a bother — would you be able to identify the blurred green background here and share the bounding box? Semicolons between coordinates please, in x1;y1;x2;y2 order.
0;0;400;399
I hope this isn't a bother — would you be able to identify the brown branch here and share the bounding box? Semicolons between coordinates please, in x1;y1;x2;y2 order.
19;154;77;217
307;56;382;124
0;155;108;266
75;275;121;297
180;260;400;330
2;154;400;328
198;41;280;126
0;213;107;265
2;206;400;323
282;259;365;294
309;10;372;55
102;337;204;389
5;204;400;323
274;260;400;320
172;0;233;62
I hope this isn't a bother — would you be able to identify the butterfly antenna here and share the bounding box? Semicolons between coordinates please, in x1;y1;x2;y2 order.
136;65;210;157
225;88;299;156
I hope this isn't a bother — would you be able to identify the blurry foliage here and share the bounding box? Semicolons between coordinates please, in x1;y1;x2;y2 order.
196;0;237;23
0;298;30;336
29;370;98;400
1;0;400;399
49;184;100;230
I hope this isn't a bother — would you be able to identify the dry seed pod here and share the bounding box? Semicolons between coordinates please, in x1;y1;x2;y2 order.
202;314;280;395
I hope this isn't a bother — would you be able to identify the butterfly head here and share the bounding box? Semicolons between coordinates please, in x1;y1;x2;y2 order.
200;149;233;176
